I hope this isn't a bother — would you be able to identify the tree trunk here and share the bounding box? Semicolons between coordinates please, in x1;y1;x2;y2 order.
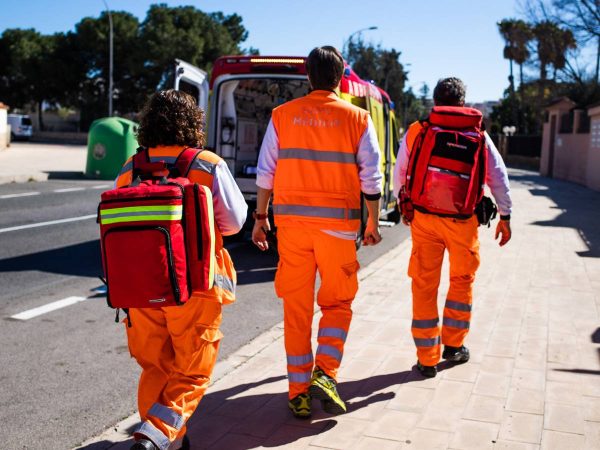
509;58;515;95
596;35;600;84
519;63;524;90
37;101;44;132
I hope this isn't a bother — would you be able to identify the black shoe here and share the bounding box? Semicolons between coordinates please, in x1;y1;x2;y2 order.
416;361;437;378
442;345;470;363
130;439;158;450
179;435;190;450
288;393;312;419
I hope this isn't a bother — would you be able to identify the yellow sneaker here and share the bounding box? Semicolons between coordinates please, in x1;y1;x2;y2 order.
309;367;347;414
288;393;311;419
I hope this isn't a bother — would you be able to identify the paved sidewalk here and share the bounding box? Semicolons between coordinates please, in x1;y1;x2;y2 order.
78;169;600;450
0;142;87;184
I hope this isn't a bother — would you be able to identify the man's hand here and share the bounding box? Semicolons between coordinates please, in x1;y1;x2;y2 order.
252;219;271;251
495;220;512;247
363;219;382;246
401;215;411;226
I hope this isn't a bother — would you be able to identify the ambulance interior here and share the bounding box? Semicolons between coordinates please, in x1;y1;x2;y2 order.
213;77;310;198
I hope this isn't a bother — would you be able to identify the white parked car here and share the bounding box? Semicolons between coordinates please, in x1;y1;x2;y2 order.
7;114;33;140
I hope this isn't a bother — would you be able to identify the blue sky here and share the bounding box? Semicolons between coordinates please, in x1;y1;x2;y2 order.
0;0;523;102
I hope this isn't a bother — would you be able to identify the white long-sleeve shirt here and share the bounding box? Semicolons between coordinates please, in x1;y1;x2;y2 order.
392;130;512;216
257;117;382;239
211;159;248;236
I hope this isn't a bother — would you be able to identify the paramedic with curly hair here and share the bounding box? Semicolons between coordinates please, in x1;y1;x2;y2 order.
115;90;247;450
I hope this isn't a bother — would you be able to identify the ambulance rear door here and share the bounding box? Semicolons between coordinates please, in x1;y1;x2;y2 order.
174;59;209;112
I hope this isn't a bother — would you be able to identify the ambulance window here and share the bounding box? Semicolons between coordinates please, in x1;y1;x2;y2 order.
179;80;201;105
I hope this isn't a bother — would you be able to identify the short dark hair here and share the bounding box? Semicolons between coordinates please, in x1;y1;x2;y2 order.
136;89;205;148
433;77;466;106
306;46;344;91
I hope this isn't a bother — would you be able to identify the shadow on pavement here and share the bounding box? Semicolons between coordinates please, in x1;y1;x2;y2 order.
0;240;101;277
184;367;435;449
510;172;600;258
77;364;450;449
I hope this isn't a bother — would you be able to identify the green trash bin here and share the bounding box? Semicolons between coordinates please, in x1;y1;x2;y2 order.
85;117;139;180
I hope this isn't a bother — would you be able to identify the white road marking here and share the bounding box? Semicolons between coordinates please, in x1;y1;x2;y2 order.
0;214;97;234
53;187;86;193
0;192;41;199
10;296;88;320
91;185;111;189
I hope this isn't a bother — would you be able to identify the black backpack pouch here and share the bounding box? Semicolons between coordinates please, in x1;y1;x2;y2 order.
475;196;497;227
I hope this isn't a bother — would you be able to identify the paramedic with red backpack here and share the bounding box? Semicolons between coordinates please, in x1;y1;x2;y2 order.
393;77;512;378
114;90;247;450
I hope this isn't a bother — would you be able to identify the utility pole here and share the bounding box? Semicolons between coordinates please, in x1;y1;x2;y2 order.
102;0;113;117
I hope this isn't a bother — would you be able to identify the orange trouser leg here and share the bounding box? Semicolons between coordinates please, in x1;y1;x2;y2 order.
409;212;446;366
276;227;317;399
126;294;223;450
441;216;480;347
314;231;359;382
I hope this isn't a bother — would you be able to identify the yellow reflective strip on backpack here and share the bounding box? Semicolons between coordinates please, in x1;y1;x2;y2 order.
100;214;183;225
100;205;182;216
202;185;216;290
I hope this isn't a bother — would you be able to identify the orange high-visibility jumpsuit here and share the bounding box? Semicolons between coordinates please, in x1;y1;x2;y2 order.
265;90;378;398
115;147;243;449
404;124;480;366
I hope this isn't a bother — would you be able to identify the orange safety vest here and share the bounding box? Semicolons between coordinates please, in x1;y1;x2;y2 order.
116;146;237;304
271;90;369;232
405;121;422;157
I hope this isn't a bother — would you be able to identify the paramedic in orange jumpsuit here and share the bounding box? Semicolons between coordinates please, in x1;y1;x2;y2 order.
115;90;247;450
393;77;513;378
252;46;383;418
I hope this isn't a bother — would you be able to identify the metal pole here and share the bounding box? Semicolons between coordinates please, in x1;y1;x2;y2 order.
343;26;378;59
102;0;113;117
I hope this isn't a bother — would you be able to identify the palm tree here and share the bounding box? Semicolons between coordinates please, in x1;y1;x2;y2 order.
498;19;518;95
533;21;577;84
510;20;533;89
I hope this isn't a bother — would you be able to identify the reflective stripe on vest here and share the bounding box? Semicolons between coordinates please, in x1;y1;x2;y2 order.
99;205;182;225
273;204;360;220
279;148;357;164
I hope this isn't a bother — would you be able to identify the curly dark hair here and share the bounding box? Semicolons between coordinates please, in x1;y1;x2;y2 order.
136;89;205;148
433;77;466;106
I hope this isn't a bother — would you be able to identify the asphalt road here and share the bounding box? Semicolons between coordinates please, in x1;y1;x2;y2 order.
0;179;409;450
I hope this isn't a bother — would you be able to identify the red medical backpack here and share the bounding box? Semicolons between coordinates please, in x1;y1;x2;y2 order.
98;148;216;313
406;106;487;218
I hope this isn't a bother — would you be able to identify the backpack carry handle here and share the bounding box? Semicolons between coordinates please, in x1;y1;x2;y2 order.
131;147;202;182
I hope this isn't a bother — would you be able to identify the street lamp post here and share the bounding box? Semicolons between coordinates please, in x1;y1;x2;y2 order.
342;26;378;58
102;0;113;117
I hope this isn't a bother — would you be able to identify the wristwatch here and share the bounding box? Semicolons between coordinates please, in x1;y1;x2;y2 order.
253;210;268;220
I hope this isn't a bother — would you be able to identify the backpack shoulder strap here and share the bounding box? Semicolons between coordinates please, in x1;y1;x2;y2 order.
173;147;203;178
131;147;153;181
